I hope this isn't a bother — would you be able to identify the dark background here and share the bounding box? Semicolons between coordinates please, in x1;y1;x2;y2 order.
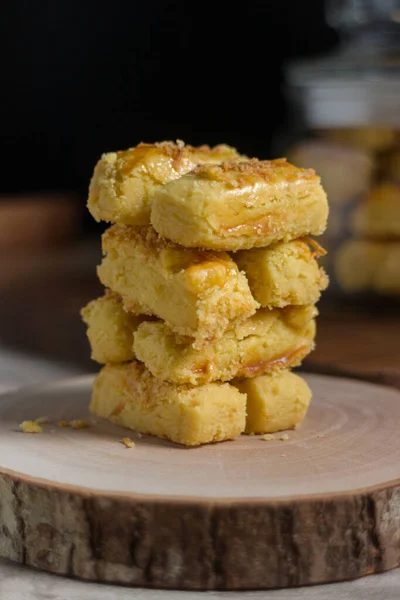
1;2;399;386
1;0;337;230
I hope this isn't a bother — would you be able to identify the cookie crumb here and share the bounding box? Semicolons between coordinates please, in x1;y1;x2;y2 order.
20;421;43;434
280;434;289;441
262;434;275;441
281;453;287;458
121;437;135;448
70;420;88;430
58;420;69;428
35;416;49;425
137;432;143;439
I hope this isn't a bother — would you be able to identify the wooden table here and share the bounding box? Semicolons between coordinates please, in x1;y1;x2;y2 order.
305;302;400;389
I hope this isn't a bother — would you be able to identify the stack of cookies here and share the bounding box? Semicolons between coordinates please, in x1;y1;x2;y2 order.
336;183;400;295
82;141;329;446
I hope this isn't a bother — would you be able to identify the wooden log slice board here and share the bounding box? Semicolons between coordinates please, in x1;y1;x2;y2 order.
0;373;400;591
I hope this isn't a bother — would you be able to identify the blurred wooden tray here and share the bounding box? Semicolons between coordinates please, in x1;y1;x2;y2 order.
0;195;81;249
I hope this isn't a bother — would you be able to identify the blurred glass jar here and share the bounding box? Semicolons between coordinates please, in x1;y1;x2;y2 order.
284;0;400;299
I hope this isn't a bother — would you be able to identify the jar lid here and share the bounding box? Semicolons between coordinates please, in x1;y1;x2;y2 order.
285;5;400;127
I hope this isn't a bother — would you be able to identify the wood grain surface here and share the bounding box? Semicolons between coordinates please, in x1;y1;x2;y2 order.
1;373;400;590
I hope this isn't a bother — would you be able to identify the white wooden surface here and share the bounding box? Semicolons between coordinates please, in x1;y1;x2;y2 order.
1;373;400;498
0;557;399;600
